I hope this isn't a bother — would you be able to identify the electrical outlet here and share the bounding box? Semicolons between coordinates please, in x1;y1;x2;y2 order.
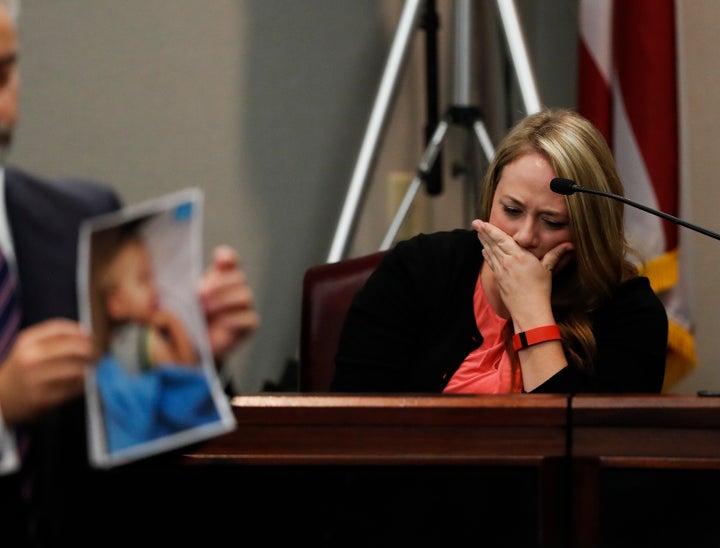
387;171;428;241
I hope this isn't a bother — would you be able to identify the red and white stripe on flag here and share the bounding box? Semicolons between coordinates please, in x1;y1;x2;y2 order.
578;0;696;389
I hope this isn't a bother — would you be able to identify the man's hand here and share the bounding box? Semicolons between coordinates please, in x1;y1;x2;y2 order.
0;319;94;426
198;245;260;361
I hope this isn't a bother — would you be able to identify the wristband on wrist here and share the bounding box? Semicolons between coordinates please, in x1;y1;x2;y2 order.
512;325;562;352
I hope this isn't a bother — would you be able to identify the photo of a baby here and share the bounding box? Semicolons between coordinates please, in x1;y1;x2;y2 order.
93;220;199;374
79;189;235;468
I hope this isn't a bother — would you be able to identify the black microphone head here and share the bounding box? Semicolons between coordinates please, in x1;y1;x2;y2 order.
550;177;578;195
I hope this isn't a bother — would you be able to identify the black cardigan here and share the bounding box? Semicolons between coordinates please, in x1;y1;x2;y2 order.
331;229;668;394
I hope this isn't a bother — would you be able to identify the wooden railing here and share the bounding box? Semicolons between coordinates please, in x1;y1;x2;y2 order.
135;393;720;547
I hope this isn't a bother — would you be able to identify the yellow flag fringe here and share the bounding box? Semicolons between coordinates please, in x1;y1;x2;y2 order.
638;248;697;390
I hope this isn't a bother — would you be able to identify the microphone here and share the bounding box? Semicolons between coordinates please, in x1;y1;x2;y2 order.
550;177;720;242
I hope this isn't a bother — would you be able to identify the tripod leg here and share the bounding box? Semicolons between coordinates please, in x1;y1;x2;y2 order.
380;117;451;250
496;0;542;114
327;0;425;263
473;119;495;164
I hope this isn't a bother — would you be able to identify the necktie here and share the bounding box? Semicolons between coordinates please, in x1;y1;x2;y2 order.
0;248;20;359
0;248;25;486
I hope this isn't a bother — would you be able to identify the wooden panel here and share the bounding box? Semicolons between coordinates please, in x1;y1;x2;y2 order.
570;395;720;548
572;394;720;466
180;393;569;466
572;394;720;428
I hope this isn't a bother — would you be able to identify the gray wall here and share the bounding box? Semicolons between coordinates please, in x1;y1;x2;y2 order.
11;1;391;392
9;1;719;394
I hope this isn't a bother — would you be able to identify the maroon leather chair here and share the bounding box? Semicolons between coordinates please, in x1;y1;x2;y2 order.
299;251;387;392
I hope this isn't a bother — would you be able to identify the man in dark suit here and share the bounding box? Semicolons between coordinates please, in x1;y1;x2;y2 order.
0;2;259;544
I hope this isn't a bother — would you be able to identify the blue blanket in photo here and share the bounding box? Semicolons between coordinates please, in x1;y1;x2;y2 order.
96;355;221;454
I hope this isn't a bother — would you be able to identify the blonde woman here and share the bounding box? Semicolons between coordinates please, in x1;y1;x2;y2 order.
332;108;667;394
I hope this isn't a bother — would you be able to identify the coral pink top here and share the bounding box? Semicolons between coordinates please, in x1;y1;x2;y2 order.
443;274;523;394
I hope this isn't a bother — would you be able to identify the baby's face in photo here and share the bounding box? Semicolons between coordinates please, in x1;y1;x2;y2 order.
106;239;160;322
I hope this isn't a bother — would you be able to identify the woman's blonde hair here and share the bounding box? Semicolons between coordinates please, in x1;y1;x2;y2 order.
479;108;638;369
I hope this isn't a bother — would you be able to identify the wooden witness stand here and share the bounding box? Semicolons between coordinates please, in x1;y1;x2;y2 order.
160;394;720;547
105;393;720;548
175;394;569;546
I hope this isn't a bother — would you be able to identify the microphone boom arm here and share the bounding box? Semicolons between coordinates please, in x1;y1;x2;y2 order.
577;186;720;242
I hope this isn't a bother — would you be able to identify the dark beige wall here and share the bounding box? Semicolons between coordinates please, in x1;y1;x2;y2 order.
672;1;720;394
10;1;393;391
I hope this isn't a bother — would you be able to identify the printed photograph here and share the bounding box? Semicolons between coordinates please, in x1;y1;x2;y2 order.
78;189;235;468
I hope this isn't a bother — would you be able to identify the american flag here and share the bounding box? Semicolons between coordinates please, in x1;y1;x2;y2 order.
577;0;696;389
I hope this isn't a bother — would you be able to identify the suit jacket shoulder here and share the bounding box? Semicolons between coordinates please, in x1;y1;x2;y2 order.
4;165;122;324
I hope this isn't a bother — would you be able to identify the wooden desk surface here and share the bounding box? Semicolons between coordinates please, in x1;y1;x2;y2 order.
572;393;720;467
181;393;569;466
182;393;720;467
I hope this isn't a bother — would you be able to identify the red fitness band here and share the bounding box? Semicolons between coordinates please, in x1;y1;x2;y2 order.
512;325;562;352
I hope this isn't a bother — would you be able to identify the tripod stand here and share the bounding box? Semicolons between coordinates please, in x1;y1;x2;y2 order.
327;0;542;262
